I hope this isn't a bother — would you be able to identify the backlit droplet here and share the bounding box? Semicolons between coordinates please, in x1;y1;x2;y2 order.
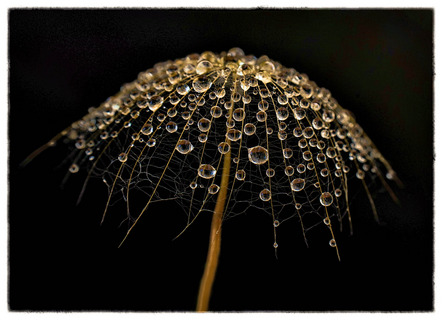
290;178;305;192
190;181;198;189
259;188;271;201
192;76;212;93
69;164;79;173
283;148;293;159
284;166;294;176
233;108;246;122
329;239;337;247
166;121;178;133
323;217;331;226
147;138;156;147
256;111;267;122
244;123;256;136
273;242;279;248
218;142;230;154
176;139;194;154
226;129;242;141
148;95;163;111
320;192;334;207
266;168;275;177
210;106;223;118
198;118;211;132
208;184;220;194
273;220;280;227
248;146;268;165
276;107;289;120
118;153;128;163
198;164;216;179
235;169;246;181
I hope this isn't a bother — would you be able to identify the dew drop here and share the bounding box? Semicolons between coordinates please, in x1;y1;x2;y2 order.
320;192;334;207
273;220;280;227
266;168;275;177
284;166;294;176
235;169;246;181
198;133;208;143
329;239;337;247
248;146;268;165
176;139;194;154
193;76;212;93
166;121;178;133
233;108;246;122
210;106;223;118
118;153;128;163
208;184;220;194
290;178;305;192
218;142;230;154
259;188;272;201
148;95;164;111
276;107;289;120
198;118;211;132
196;60;213;75
190;181;198;189
256;111;267;122
147;138;156;147
69;164;79;173
297;164;306;173
198;164;217;179
226;129;242;141
244;123;256;136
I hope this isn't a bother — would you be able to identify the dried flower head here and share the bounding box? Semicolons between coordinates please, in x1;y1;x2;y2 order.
23;47;400;310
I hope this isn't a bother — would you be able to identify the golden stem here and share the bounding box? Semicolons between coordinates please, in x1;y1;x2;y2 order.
196;143;231;312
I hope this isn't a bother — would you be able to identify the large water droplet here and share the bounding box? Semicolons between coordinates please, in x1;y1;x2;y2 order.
248;146;268;165
148;95;164;111
259;188;271;201
226;128;242;141
320;192;334;207
218;142;230;154
192;76;212;93
175;139;194;154
244;123;256;136
290;178;305;192
198;164;216;179
198;118;211;132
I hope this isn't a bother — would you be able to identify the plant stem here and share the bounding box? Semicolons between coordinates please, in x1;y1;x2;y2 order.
196;143;231;312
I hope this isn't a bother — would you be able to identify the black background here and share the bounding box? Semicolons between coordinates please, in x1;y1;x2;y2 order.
9;9;433;312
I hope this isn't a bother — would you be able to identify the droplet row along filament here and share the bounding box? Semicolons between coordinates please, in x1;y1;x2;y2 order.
42;48;398;255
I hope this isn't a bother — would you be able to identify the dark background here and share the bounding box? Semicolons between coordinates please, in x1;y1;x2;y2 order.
8;9;433;311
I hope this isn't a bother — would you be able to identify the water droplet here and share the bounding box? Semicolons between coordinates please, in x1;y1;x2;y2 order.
118;153;128;163
176;139;194;154
192;76;212;93
266;168;275;177
356;169;365;179
277;95;288;105
244;123;256;136
198;133;208;143
316;153;326;163
322;110;336;123
198;164;216;179
69;164;79;173
329;239;337;247
218;142;230;154
176;83;191;95
233;108;246;122
295;203;302;210
303;151;312;161
320;192;334;207
210;106;223;118
323;217;330;226
248;146;268;165
258;100;269;111
303;127;315;139
259;188;271;201
148;95;164;111
198;118;211;132
208;184;220;194
290;178;305;192
278;130;287;141
147;138;156;147
335;189;342;197
256;111;267;122
284;166;294;176
276;107;289;120
320;168;329;177
273;242;279;248
294;107;306;120
190;181;198;189
196;60;213;75
166;121;178;133
326;147;337;158
297;164;306;173
235;169;246;181
226;129;242;141
273;220;280;227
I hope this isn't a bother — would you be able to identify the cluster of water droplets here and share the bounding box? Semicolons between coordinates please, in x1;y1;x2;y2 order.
50;48;398;255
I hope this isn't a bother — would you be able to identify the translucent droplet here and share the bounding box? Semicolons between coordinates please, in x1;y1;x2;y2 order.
167;107;178;117
326;147;337;158
248;146;268;165
290;178;305;192
210;106;223;118
273;220;280;227
259;188;271;201
295;203;302;210
266;168;275;177
356;169;365;179
148;95;164;111
147;138;156;147
233;108;246;122
235;169;246;181
320;168;329;177
196;60;213;75
258;100;269;111
294;107;306;120
273;242;279;249
276;107;289;120
166;121;178;133
284;166;294;176
312;117;324;130
323;217;331;226
198;164;216;179
198;118;211;132
322;110;336;123
297;164;306;173
226;129;242;141
278;130;287;141
329;239;337;247
218;142;230;154
208;184;220;194
118;153;128;163
192;76;212;93
303;151;312;161
176;139;194;154
244;123;256;136
256;111;267;122
293;127;303;137
277;95;288;105
198;133;208;143
69;164;79;173
335;189;342;197
303;127;315;139
190;181;198;189
320;192;334;207
316;153;326;163
176;83;191;95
